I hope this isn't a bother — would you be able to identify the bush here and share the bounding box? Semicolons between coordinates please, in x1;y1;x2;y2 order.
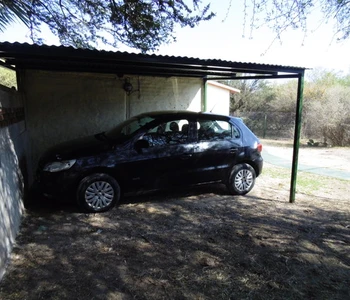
323;123;350;146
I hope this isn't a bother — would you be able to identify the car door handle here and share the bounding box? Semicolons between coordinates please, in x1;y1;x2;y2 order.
229;148;238;154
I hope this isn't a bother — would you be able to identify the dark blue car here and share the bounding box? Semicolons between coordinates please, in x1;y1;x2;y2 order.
34;111;263;212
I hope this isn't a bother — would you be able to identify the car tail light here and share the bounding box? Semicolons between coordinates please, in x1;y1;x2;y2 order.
257;143;263;153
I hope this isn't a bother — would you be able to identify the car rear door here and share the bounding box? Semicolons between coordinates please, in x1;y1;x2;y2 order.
191;117;243;183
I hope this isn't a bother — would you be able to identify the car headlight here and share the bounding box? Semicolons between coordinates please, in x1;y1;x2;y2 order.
43;159;76;173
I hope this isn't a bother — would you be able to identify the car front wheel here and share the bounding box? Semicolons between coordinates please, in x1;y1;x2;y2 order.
227;163;256;195
77;173;120;212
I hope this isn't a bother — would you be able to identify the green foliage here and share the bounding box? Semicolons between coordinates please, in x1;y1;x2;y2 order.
0;0;30;31
338;74;350;86
0;0;215;52
0;66;17;89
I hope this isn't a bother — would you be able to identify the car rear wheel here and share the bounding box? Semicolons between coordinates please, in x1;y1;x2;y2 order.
227;163;256;195
77;173;120;212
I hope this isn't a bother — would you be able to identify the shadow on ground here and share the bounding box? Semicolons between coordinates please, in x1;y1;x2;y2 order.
1;184;349;300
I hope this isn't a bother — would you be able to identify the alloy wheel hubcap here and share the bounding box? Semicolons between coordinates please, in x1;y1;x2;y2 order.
234;169;253;192
85;181;114;209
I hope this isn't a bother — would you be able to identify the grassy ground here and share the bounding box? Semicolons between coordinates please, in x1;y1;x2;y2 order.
263;163;349;195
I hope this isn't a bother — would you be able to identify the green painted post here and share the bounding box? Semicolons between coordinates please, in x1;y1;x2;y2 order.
203;79;208;112
290;72;305;203
263;114;267;138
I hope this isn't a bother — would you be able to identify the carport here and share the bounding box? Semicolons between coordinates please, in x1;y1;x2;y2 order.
0;41;305;203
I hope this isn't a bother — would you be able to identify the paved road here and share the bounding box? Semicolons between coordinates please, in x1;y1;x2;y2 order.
262;148;350;180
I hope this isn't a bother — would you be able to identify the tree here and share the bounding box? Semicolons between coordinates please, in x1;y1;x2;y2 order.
0;0;30;32
302;69;350;146
0;0;215;52
239;0;350;44
223;69;350;143
220;78;276;113
2;1;348;53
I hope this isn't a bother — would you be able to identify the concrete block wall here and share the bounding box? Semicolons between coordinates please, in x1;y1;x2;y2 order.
128;76;202;117
0;85;28;281
23;70;203;173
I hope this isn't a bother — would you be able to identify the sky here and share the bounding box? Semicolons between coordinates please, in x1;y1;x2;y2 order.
1;0;349;75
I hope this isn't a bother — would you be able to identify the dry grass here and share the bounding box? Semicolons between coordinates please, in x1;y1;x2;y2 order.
0;147;349;300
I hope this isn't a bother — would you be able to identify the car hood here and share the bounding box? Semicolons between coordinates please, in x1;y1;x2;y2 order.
40;133;115;162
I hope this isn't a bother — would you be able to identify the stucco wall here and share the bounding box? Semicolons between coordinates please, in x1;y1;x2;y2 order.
206;83;230;115
23;70;203;174
0;85;27;281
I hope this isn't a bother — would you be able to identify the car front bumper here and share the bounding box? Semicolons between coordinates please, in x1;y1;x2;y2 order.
33;169;81;199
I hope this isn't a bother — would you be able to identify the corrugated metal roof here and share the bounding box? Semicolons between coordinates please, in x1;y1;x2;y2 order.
0;42;305;79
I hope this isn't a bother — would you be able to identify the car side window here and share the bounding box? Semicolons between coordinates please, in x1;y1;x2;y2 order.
232;124;240;139
216;120;241;139
142;119;190;147
198;120;239;141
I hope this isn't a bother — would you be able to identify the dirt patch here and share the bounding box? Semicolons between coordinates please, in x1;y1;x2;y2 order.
0;146;349;300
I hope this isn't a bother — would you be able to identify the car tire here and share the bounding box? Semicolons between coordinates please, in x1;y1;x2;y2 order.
227;163;256;195
77;173;120;212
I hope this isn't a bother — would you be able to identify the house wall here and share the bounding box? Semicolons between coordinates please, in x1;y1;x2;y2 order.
206;83;230;115
0;85;28;281
23;70;203;176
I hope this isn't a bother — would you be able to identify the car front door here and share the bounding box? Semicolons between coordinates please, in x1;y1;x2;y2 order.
124;118;195;191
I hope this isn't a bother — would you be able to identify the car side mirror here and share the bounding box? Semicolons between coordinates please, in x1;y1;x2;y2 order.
134;139;149;153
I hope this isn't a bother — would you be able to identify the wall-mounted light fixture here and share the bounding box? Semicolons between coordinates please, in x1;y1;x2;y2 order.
123;77;133;95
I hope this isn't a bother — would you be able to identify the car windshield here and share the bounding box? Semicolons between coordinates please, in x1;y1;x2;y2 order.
105;115;155;140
